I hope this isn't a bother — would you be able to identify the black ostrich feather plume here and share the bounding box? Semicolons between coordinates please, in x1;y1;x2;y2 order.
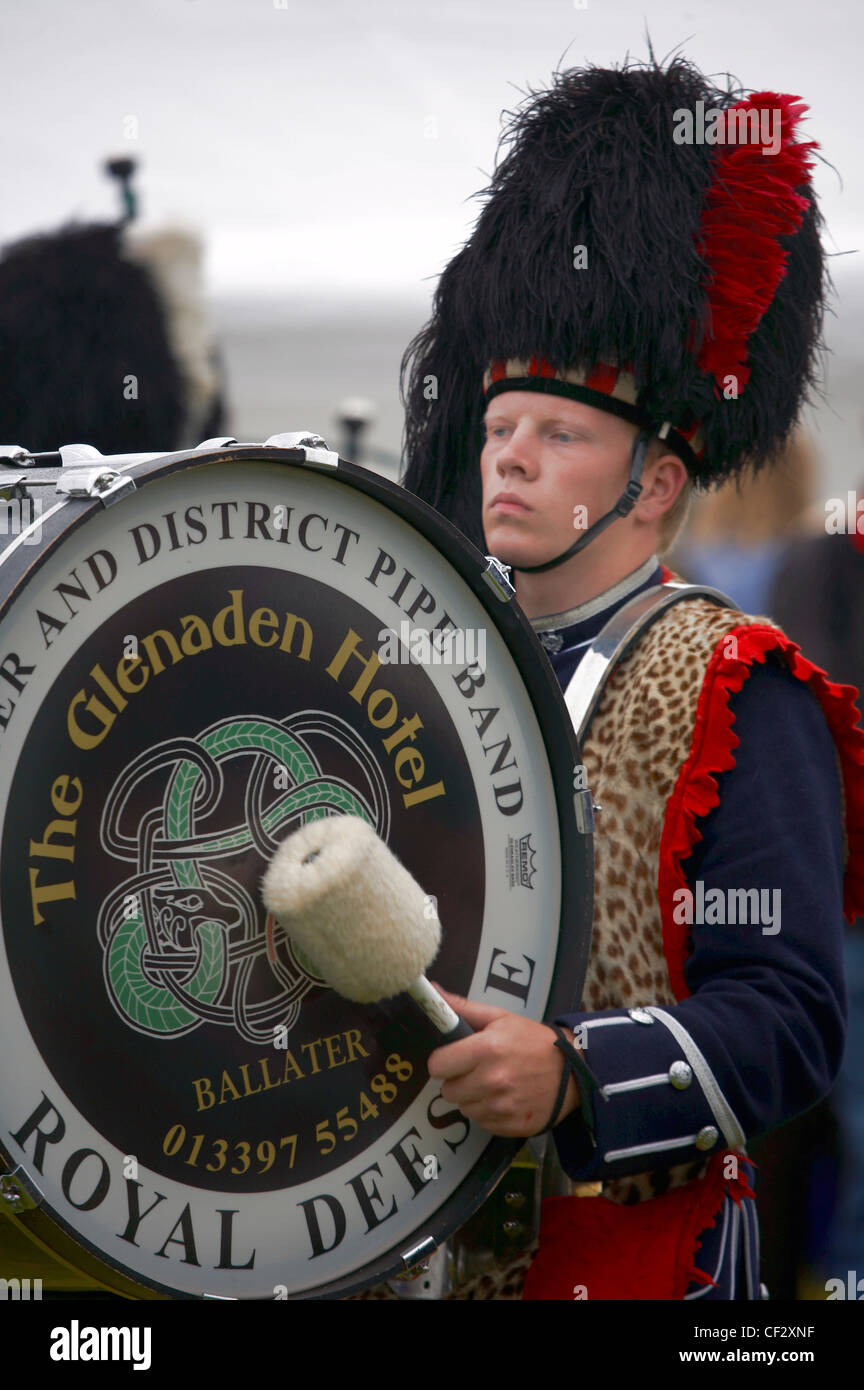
400;56;827;550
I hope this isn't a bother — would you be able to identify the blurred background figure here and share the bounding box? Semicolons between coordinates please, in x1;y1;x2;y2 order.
0;157;227;457
669;430;819;613
215;295;404;476
0;156;231;1297
670;426;864;1300
769;448;864;1301
336;394;377;465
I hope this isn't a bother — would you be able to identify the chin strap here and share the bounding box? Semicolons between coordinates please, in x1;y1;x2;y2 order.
510;429;653;574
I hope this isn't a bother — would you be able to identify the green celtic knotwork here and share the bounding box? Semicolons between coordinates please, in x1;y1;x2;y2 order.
99;714;384;1042
165;720;368;885
108;914;225;1033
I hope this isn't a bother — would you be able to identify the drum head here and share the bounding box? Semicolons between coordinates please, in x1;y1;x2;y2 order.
0;446;592;1299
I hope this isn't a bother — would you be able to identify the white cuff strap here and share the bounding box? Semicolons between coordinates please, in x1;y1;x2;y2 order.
646;1006;746;1148
601;1073;669;1097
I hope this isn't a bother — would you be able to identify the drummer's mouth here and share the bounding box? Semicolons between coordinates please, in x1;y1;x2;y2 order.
489;492;532;514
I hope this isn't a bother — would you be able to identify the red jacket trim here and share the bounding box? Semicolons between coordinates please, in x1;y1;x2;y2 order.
521;1151;755;1300
658;623;864;1001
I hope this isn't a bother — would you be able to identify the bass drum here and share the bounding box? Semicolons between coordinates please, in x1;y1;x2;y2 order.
0;439;592;1299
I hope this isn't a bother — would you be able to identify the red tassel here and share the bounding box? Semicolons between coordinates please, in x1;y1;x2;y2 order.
695;93;817;392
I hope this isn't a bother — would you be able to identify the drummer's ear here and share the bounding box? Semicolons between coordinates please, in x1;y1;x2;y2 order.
638;446;692;553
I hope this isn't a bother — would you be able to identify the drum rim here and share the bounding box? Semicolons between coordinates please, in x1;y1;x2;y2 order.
0;445;593;1299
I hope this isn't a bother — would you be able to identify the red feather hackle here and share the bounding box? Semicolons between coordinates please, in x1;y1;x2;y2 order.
696;93;817;392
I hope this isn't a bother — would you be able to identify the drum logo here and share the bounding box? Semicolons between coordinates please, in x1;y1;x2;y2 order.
505;832;537;889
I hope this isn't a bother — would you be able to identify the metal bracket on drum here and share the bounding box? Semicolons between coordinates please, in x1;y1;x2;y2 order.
0;445;33;467
482;554;515;601
55;467;137;507
389;1241;451;1299
397;1234;438;1273
0;473;29;498
573;788;596;835
264;431;340;470
1;446;58;497
0;1165;42;1215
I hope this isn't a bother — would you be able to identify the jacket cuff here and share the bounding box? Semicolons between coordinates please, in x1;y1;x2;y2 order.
551;1006;746;1181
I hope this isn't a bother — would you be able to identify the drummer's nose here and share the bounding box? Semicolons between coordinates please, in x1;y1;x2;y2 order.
495;421;540;478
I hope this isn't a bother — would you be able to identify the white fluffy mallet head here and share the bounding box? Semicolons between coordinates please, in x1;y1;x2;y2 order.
260;815;441;1005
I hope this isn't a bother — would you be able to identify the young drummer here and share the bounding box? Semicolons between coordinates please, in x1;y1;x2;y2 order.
399;56;864;1300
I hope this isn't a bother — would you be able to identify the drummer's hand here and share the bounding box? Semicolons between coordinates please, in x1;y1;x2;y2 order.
426;986;581;1138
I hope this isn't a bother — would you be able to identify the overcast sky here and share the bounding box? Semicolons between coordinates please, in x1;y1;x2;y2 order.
2;0;862;301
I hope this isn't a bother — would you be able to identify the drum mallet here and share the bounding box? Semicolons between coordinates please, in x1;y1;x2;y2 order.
261;815;471;1041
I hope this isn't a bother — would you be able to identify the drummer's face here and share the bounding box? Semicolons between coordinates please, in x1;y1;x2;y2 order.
480;392;637;565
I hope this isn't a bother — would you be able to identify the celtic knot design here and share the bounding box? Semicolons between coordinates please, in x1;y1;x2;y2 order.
97;712;389;1043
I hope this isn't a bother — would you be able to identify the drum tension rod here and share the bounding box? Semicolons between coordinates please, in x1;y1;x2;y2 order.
0;446;63;467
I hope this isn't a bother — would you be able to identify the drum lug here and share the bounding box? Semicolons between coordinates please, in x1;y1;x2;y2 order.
0;445;32;465
0;1166;41;1214
0;473;28;496
573;788;596;834
482;555;515;601
264;432;340;469
397;1234;438;1272
389;1238;451;1298
55;467;137;507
